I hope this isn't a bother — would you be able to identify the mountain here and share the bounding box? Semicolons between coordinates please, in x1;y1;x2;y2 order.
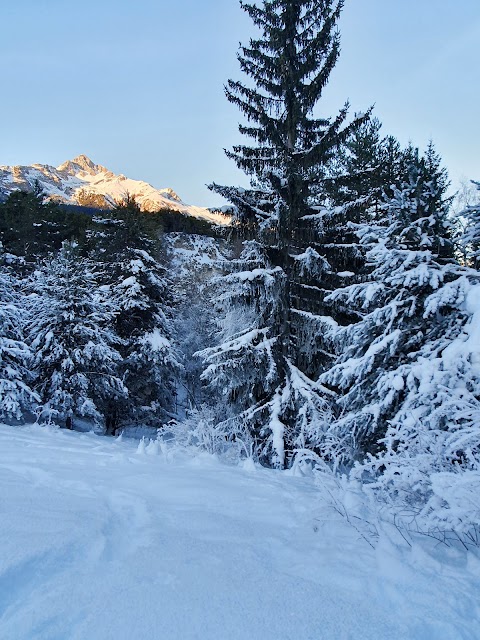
0;154;228;224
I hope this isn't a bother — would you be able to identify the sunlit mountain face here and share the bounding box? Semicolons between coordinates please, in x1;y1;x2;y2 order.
0;154;229;224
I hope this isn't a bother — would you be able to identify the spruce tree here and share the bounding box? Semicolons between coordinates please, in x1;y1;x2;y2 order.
326;116;384;223
27;242;126;427
318;145;457;462
462;181;480;269
0;245;38;421
166;233;229;414
110;247;180;427
205;0;369;466
211;0;369;246
0;185;90;262
88;198;180;428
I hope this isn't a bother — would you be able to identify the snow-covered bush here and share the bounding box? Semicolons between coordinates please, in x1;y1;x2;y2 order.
165;404;253;462
316;465;480;549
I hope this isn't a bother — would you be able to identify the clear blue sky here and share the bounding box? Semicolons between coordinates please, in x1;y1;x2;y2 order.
0;0;479;207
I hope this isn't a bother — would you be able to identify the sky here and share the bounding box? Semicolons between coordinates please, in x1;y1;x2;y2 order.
0;0;479;207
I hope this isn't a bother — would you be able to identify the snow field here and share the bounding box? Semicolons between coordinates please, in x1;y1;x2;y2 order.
0;424;479;640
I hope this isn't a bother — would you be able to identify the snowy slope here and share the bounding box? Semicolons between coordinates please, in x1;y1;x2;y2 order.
0;154;228;224
0;424;479;640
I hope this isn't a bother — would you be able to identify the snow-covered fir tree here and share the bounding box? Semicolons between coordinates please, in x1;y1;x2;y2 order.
324;122;415;236
365;268;480;536
204;0;369;467
199;241;285;463
165;233;229;414
302;120;398;352
462;181;480;269
27;242;126;428
110;247;180;427
318;145;468;468
325;117;385;224
202;240;340;466
0;246;38;421
89;198;181;429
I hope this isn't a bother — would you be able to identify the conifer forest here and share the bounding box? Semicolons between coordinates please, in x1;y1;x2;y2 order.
1;3;480;635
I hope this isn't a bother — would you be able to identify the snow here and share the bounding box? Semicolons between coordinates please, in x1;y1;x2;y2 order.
119;275;138;288
144;328;170;351
166;233;229;278
0;423;479;640
429;279;480;372
293;247;331;277
465;285;480;361
225;266;283;282
391;375;404;391
269;389;285;467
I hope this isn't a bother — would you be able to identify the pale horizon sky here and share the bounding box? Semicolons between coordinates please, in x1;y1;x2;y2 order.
0;0;479;207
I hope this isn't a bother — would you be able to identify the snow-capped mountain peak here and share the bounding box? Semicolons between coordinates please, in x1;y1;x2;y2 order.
57;154;110;177
0;155;228;224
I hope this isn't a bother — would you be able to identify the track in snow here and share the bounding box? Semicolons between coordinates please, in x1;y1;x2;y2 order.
0;424;478;640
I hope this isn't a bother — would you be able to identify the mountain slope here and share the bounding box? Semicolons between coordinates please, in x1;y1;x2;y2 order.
0;154;228;224
0;423;478;640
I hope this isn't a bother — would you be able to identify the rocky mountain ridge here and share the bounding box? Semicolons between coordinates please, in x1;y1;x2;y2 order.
0;154;228;224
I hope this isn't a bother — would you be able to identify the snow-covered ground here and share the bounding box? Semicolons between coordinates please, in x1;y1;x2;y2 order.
0;424;479;640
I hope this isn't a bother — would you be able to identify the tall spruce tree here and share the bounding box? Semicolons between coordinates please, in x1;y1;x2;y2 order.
204;0;369;467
